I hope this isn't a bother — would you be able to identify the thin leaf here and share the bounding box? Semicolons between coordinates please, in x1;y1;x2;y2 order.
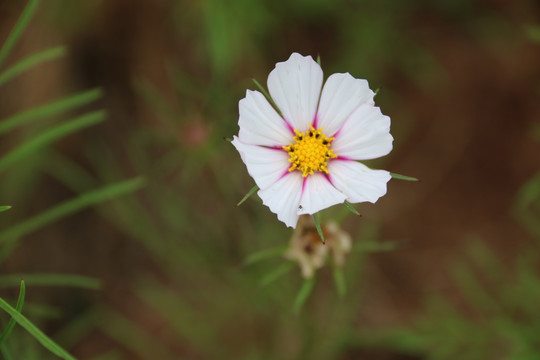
0;274;100;290
237;185;259;206
0;110;106;172
0;281;25;345
390;172;419;182
0;0;40;70
0;343;14;360
0;46;66;87
293;275;316;314
0;295;75;360
252;78;280;114
0;88;103;135
313;212;325;244
0;206;11;213
22;302;61;319
333;266;347;298
259;263;295;288
0;177;145;245
243;245;287;266
343;201;360;216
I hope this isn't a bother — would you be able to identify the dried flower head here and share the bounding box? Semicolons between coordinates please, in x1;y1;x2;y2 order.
285;215;352;278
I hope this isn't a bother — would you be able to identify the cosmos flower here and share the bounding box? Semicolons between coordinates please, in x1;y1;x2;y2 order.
233;53;393;228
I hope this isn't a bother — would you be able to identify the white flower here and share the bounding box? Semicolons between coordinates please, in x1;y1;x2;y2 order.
233;53;393;228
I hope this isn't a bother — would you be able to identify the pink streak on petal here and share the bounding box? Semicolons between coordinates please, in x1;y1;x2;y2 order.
268;146;289;152
283;118;295;134
323;172;335;186
301;177;307;194
332;126;343;138
312;114;319;129
279;169;291;180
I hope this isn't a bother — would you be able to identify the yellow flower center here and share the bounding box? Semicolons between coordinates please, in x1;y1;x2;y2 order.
283;125;338;177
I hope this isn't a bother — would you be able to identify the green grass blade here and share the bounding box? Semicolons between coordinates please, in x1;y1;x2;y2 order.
333;266;347;298
0;0;39;70
0;177;145;245
259;263;295;288
236;185;258;206
293;276;316;314
313;212;325;244
0;110;106;173
0;206;11;213
0;46;66;87
390;172;419;182
22;302;61;319
0;274;100;290
0;295;75;360
243;244;287;266
0;343;14;360
0;88;103;135
0;281;25;345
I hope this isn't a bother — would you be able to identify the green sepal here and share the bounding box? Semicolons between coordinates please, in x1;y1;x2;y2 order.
390;172;419;182
0;206;11;213
313;212;325;244
223;137;233;142
252;78;281;115
343;201;360;216
316;55;321;66
237;185;259;206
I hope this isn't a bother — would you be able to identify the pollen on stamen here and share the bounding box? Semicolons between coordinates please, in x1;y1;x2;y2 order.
282;125;338;177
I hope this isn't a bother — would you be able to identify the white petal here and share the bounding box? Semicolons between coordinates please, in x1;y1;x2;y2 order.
298;173;347;215
267;53;323;132
317;73;375;136
327;160;391;203
232;137;290;189
331;104;393;160
238;90;292;147
258;172;303;228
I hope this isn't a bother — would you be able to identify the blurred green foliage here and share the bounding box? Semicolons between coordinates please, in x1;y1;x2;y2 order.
0;1;143;358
